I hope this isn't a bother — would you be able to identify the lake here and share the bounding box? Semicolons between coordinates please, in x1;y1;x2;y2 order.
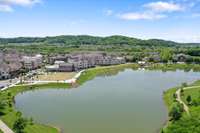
15;69;200;133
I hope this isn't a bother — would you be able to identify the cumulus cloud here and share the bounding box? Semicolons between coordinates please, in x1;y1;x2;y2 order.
117;1;187;21
0;4;13;12
0;0;41;12
118;12;167;20
144;1;184;12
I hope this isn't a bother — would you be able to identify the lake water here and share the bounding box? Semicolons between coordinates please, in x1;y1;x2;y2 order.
15;69;200;133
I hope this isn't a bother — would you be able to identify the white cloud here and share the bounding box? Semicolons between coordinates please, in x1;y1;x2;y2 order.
144;1;184;12
117;1;187;21
0;0;41;12
0;4;13;12
104;9;113;16
0;0;41;6
118;12;167;20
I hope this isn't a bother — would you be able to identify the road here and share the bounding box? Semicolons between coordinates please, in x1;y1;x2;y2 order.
0;120;14;133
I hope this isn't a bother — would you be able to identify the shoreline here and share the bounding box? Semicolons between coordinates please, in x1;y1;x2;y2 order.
162;81;200;133
0;63;200;133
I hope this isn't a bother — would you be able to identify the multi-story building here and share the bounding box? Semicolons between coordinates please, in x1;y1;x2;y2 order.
46;53;126;72
22;54;43;70
0;63;11;80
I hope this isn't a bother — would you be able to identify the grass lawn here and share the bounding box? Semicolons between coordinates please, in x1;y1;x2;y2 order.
181;86;200;104
35;72;77;81
181;83;200;117
0;129;3;133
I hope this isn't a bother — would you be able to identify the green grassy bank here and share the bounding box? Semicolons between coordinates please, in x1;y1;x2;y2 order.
163;81;200;133
148;63;200;72
77;63;139;85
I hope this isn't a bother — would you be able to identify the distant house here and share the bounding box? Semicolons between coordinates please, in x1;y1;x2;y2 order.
58;63;74;72
4;53;21;63
8;62;23;77
48;55;68;65
144;52;161;63
0;63;11;80
0;52;3;63
0;51;23;79
46;53;126;72
173;54;189;63
55;60;65;65
22;54;43;70
45;65;59;72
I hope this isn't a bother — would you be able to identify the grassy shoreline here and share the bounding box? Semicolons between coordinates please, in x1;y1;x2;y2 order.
0;63;200;133
163;80;200;133
0;83;70;133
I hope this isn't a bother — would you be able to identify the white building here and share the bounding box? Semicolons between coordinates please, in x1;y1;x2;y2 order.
22;54;43;70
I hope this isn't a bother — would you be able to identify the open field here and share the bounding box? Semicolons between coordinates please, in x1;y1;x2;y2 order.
35;72;76;81
182;86;200;104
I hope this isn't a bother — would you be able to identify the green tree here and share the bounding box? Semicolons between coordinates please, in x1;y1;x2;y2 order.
180;88;184;96
160;49;172;62
186;95;192;105
13;118;27;133
169;103;183;121
181;82;188;88
173;93;177;99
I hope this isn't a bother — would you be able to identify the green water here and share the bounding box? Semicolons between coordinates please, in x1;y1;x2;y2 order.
15;69;200;133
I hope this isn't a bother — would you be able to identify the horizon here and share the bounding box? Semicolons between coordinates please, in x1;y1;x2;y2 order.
1;34;200;44
0;0;200;43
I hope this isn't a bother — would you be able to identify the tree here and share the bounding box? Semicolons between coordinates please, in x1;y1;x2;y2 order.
181;82;188;88
180;88;184;96
173;93;177;99
186;95;192;105
13;118;27;133
160;49;173;62
16;111;22;117
169;103;183;121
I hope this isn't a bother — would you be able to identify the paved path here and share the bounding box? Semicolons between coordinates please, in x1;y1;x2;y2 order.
175;85;200;116
1;80;20;91
0;120;14;133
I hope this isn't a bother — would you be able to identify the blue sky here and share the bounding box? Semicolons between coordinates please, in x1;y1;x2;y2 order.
0;0;200;42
